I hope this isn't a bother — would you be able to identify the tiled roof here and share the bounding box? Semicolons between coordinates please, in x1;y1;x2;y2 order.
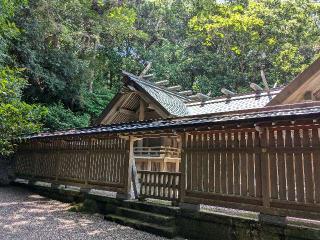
124;72;281;117
23;103;320;140
124;72;189;116
186;89;281;116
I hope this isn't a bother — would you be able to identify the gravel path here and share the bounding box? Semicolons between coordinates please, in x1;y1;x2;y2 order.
0;186;167;240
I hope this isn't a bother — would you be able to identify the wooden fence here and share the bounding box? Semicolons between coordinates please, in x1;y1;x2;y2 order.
13;117;320;219
15;136;129;194
181;120;320;218
138;170;181;202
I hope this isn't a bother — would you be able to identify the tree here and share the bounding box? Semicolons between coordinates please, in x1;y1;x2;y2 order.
0;0;46;155
0;68;47;155
12;0;146;129
188;0;320;94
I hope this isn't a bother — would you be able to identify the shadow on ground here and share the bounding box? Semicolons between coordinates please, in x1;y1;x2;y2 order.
0;186;167;240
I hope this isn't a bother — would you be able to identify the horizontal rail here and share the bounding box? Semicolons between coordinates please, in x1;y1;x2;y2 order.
134;146;181;158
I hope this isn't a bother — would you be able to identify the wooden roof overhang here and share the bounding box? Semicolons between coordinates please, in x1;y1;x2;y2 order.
19;101;320;143
123;74;172;118
268;57;320;105
94;74;172;125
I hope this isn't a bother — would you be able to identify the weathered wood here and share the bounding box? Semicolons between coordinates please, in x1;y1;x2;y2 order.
277;130;286;201
15;135;130;198
247;132;255;197
294;130;304;203
312;128;320;203
269;130;278;200
240;132;247;196
260;128;270;208
285;129;295;201
138;170;181;202
234;132;240;195
226;132;233;195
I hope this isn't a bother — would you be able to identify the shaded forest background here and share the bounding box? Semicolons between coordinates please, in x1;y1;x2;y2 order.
1;0;320;153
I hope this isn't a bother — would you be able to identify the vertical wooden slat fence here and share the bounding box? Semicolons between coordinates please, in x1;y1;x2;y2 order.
13;117;320;218
15;135;129;194
181;120;320;219
183;128;262;206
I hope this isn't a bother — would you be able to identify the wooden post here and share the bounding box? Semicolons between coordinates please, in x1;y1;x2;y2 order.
139;99;145;121
125;136;135;198
147;160;152;171
125;136;141;199
260;127;270;209
55;141;60;182
176;160;180;172
162;161;166;171
84;138;92;186
132;157;140;198
180;133;186;203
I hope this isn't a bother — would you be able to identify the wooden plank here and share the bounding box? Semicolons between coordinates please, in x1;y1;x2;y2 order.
227;132;234;194
185;191;262;206
180;133;187;201
191;134;198;191
260;128;270;208
240;132;247;196
277;130;287;201
234;132;240;195
254;131;262;198
220;133;227;194
197;133;204;192
303;129;314;204
203;133;209;192
294;130;305;203
247;132;255;197
269;130;278;200
214;132;221;194
208;133;215;192
285;129;295;201
312;128;320;203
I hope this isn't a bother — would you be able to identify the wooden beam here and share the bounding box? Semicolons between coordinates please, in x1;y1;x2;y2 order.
139;99;145;121
155;80;169;86
137;92;168;118
260;69;270;92
139;62;152;77
102;94;127;124
250;83;263;92
221;88;236;97
167;85;182;91
119;108;136;117
178;90;193;96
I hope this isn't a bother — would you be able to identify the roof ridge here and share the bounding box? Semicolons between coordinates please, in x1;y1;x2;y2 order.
186;88;282;106
122;71;189;101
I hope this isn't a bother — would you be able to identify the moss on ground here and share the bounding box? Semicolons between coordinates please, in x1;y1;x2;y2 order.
69;199;98;214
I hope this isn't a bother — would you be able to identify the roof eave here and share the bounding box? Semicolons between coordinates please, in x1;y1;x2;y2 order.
267;57;320;106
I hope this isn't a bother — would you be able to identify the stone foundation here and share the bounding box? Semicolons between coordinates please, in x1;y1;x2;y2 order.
12;182;320;240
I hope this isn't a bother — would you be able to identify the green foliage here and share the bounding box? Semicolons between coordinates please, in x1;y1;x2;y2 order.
44;103;89;130
0;0;46;155
188;0;320;92
0;0;320;137
0;68;47;155
0;0;27;65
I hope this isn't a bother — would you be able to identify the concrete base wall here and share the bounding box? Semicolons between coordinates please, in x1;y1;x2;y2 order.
178;209;320;240
13;182;320;240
